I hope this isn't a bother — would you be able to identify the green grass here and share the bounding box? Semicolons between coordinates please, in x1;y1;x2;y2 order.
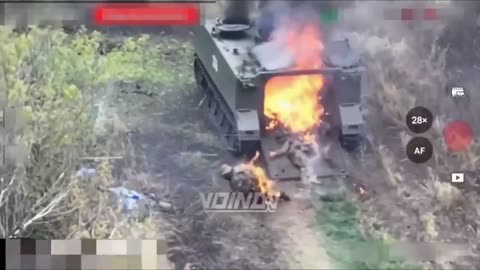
320;8;339;24
316;193;422;270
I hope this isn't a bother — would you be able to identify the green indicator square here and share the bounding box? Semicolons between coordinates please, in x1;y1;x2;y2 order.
320;9;339;24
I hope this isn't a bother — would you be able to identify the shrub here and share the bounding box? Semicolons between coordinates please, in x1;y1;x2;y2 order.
0;26;193;238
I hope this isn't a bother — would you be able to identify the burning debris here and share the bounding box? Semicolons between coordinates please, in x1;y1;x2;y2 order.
261;17;332;181
220;151;290;202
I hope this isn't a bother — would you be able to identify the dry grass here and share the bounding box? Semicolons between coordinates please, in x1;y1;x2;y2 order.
332;1;480;267
363;33;471;239
67;117;166;240
420;212;438;240
377;145;404;187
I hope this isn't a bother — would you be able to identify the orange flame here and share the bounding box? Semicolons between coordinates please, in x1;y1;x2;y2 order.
264;24;326;136
247;151;280;200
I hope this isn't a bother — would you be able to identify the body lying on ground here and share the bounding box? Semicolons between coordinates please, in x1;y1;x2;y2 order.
269;133;317;182
219;159;290;202
269;127;333;182
269;134;316;169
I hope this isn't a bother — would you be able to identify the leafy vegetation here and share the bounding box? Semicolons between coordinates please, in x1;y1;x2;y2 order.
316;194;422;270
0;26;193;239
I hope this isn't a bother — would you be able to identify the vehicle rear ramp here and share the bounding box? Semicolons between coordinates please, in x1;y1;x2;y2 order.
260;130;348;182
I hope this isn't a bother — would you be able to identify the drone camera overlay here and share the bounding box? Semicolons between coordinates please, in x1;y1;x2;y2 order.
0;1;479;270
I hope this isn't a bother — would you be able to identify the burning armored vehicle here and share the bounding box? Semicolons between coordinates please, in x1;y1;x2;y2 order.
193;1;364;180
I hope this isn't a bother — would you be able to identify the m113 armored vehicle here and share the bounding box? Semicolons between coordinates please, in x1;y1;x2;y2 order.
193;1;364;180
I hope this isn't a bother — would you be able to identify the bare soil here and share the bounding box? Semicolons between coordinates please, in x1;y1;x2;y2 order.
273;182;333;269
122;89;334;269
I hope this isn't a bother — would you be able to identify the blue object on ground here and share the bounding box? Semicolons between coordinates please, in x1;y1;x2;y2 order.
109;187;144;211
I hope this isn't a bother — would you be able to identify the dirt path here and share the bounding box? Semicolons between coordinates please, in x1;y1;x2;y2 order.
272;182;333;270
116;68;335;269
129;117;337;269
136;128;334;269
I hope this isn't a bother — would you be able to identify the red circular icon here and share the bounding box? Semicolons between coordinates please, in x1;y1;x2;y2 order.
443;120;474;152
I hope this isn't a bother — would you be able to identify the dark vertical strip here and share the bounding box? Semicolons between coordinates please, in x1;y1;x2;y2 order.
20;238;36;255
0;239;5;270
1;145;4;168
157;239;166;255
0;3;4;25
65;255;81;270
199;3;205;26
81;239;96;255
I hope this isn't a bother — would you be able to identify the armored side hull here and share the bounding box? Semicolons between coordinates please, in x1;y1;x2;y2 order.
193;54;261;155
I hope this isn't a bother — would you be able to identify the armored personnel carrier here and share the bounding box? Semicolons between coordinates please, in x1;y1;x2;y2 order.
193;1;364;180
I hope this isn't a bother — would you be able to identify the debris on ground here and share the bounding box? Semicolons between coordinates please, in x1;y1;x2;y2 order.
108;186;145;212
143;192;176;213
270;134;316;167
97;186;175;215
75;167;97;179
269;133;317;182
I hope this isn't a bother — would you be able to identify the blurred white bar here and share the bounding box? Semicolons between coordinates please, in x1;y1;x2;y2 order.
4;2;92;26
350;241;474;263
